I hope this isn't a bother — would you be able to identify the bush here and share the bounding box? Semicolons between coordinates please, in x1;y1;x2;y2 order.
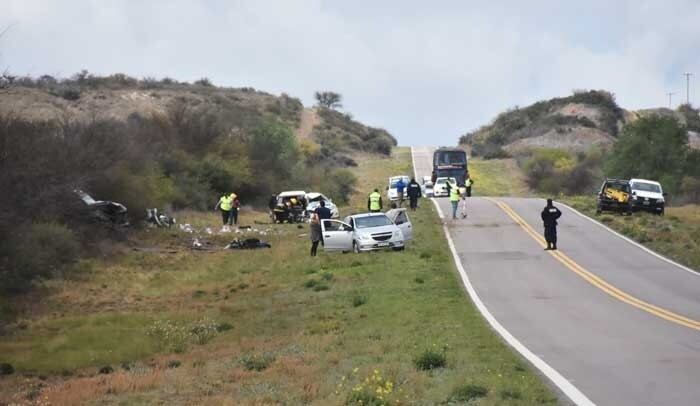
500;388;522;400
352;294;367;307
521;148;602;195
239;353;275;371
1;223;80;293
0;363;14;375
449;384;488;402
414;347;447;370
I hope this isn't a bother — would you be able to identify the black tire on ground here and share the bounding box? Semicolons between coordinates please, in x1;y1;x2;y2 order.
392;246;405;251
353;241;361;254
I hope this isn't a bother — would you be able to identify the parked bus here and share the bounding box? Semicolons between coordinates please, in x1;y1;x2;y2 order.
432;148;468;184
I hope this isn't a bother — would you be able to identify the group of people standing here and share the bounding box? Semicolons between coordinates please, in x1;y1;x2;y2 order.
377;177;424;212
446;175;474;220
215;193;241;229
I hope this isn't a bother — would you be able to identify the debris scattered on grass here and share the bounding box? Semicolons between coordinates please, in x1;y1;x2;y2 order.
179;223;195;233
225;238;271;249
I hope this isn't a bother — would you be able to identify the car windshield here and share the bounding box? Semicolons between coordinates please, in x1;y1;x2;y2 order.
436;151;466;165
632;182;661;193
354;215;393;229
436;178;455;185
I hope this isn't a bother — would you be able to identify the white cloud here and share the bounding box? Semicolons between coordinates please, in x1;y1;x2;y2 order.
2;0;700;145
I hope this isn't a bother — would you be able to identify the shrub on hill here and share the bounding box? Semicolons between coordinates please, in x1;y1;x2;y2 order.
314;107;396;155
465;90;624;157
520;148;603;195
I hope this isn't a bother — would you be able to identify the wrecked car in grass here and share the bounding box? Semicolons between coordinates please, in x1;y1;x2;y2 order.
305;192;339;219
321;209;413;253
75;190;129;225
271;191;308;223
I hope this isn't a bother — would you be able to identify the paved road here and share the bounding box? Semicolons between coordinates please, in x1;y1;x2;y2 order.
411;146;700;406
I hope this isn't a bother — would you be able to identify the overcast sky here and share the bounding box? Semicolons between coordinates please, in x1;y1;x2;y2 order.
2;1;700;145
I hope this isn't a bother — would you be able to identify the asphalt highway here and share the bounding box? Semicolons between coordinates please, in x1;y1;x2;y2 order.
411;146;700;406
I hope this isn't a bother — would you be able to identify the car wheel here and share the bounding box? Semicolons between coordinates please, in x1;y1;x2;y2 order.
353;241;361;254
392;246;405;251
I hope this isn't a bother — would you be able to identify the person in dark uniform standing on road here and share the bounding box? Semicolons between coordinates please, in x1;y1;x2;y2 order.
541;198;562;250
407;177;422;211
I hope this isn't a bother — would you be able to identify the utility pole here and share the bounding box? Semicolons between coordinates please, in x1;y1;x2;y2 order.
683;72;693;105
667;92;674;108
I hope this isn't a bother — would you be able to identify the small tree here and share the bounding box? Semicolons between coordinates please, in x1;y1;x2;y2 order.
314;91;342;109
605;115;689;194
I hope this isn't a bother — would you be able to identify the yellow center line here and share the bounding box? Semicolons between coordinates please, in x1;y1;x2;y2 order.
486;198;700;331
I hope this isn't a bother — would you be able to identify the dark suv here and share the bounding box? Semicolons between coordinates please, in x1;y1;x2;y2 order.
596;179;632;215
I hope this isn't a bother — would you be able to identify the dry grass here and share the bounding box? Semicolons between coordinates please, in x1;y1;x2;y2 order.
40;368;165;406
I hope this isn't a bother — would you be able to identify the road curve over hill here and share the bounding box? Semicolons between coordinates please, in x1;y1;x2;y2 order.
411;146;700;406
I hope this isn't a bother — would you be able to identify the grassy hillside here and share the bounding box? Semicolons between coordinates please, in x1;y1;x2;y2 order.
0;149;556;405
461;90;624;157
0;73;396;298
461;90;700;159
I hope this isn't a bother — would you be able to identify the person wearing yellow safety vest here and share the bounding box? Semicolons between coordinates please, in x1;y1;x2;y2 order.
367;189;383;212
448;181;461;219
465;174;474;197
215;193;235;227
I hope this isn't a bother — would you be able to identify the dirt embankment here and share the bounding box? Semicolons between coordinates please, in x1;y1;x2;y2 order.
294;107;320;138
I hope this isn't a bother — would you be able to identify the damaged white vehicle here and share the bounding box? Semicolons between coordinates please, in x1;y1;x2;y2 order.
305;192;339;219
321;209;413;253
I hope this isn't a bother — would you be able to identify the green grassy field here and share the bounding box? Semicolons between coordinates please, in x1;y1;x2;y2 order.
467;158;531;197
0;148;556;405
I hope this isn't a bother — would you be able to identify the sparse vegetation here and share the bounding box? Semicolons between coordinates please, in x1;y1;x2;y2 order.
314;107;397;155
521;147;603;195
449;383;489;402
463;89;623;156
239;352;276;372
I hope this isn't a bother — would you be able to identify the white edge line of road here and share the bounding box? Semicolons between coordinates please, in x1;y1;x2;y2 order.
410;147;595;406
558;202;699;277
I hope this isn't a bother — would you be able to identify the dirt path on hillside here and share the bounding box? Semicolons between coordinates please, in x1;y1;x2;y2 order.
295;107;320;138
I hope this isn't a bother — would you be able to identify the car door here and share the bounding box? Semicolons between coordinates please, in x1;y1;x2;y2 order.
386;209;413;241
394;210;413;241
321;219;354;251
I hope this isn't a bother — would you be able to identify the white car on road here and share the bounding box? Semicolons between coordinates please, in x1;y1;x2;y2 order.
421;175;434;197
432;177;457;197
321;209;413;253
387;175;410;201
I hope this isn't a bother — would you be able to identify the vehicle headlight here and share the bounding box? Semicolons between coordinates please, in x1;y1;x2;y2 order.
394;230;401;238
632;195;638;200
359;234;371;241
658;197;665;202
